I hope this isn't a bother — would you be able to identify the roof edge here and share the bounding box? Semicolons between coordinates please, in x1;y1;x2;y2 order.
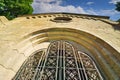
19;12;110;19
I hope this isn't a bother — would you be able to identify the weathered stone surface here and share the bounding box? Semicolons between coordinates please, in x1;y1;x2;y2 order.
0;13;120;80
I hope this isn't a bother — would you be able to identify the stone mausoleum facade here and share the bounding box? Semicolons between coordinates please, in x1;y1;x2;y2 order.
0;13;120;80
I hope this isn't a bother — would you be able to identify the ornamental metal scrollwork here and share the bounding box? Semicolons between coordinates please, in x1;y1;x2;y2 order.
13;41;103;80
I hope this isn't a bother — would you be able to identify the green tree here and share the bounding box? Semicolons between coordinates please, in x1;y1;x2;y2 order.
117;19;120;22
115;2;120;22
0;0;33;20
116;2;120;11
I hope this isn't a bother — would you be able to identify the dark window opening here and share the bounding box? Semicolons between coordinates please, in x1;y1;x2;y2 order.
51;17;72;23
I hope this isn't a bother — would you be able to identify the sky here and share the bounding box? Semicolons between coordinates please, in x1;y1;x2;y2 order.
32;0;120;21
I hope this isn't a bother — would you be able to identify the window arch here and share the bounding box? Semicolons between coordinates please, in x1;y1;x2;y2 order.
13;41;103;80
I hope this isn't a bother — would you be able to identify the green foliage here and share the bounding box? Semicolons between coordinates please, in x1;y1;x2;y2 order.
115;2;120;11
117;19;120;22
115;2;120;22
0;0;33;20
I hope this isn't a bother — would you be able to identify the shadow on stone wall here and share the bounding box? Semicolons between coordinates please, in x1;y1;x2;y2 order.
100;19;120;31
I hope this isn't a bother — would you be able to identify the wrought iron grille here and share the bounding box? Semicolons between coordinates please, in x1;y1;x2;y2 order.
13;41;103;80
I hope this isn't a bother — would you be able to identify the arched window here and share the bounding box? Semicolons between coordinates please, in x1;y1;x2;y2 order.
51;17;72;23
13;41;103;80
